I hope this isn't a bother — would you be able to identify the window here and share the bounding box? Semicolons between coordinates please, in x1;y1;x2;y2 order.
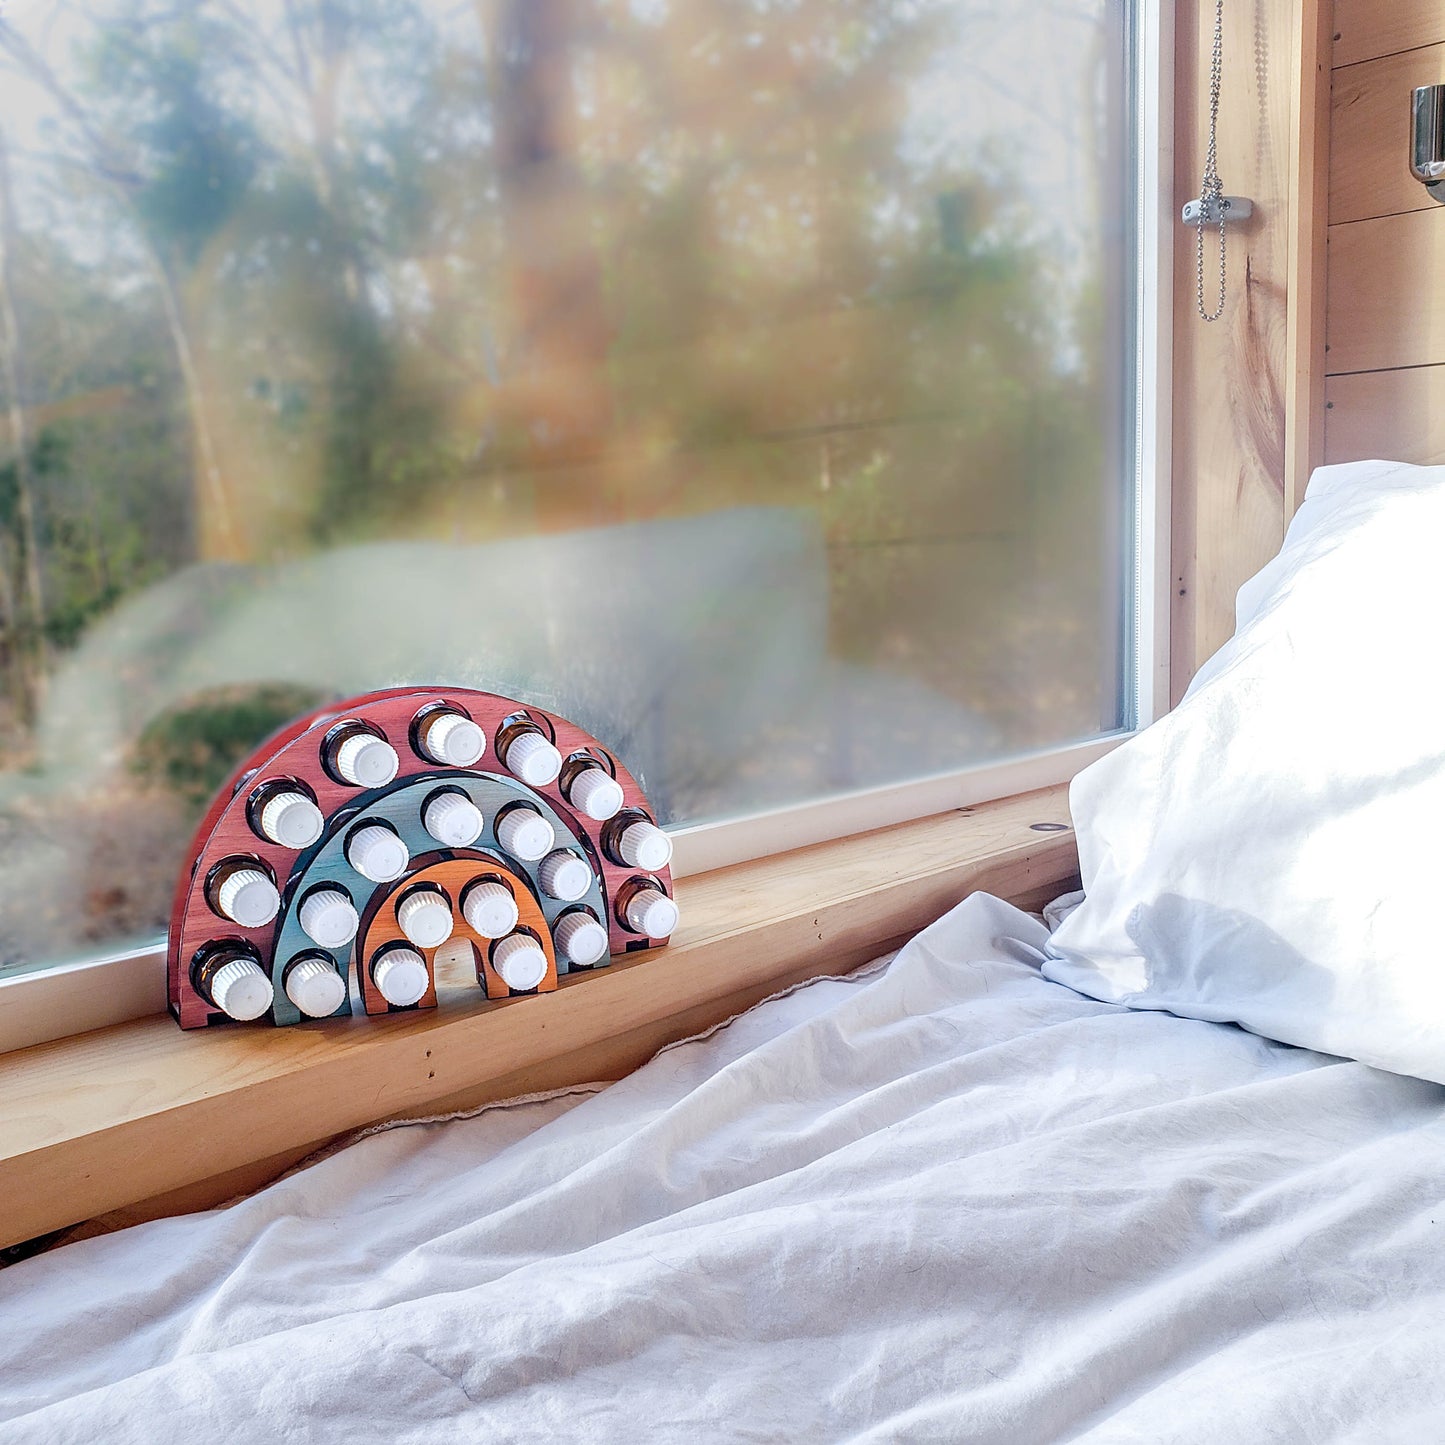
0;0;1157;996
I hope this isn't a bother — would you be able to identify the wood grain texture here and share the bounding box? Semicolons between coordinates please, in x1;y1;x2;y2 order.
1326;208;1445;374
63;953;916;1245
1322;7;1445;474
1285;0;1336;517
1172;0;1321;700
1334;0;1445;70
1324;365;1445;463
1330;44;1445;226
0;785;1080;1252
51;1143;332;1244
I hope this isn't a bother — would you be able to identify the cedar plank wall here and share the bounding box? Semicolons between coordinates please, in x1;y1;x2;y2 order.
1327;3;1445;464
1170;0;1331;703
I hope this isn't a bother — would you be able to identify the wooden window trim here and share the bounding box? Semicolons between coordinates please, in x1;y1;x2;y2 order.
1170;0;1331;699
0;784;1079;1253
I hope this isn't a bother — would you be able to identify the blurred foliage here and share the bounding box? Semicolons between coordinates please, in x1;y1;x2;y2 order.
0;0;1124;945
2;0;1116;552
93;29;261;267
130;683;328;806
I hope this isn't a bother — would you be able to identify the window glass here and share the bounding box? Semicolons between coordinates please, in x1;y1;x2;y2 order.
0;0;1134;976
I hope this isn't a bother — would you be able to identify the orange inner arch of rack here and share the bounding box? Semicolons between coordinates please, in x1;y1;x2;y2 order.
355;856;560;1012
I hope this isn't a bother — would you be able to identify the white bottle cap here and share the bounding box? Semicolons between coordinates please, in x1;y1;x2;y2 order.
492;932;548;991
423;791;484;848
299;888;359;949
624;886;679;938
567;767;625;821
617;819;673;872
347;824;410;883
259;790;325;849
372;947;429;1007
504;730;562;787
284;956;347;1018
538;849;592;902
497;806;555;862
461;880;519;939
215;867;281;928
210;955;274;1021
554;911;609;967
422;712;486;767
397;889;455;949
335;732;400;788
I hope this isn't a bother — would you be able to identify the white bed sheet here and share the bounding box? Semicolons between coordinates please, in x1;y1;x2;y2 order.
3;892;1445;1443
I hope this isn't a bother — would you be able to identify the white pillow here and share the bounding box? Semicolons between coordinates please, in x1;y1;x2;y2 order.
1044;460;1445;1084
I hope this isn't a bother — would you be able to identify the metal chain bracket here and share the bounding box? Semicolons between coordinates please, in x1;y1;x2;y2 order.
1196;0;1227;323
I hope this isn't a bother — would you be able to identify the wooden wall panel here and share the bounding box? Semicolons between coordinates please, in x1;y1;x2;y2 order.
1327;209;1445;375
1324;8;1445;475
1286;0;1337;520
1325;367;1445;464
1331;44;1445;225
1334;0;1445;69
1170;0;1330;701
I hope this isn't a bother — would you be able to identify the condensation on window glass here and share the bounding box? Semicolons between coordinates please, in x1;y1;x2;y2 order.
0;0;1133;975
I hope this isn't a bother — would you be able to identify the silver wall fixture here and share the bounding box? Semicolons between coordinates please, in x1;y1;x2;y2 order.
1411;85;1445;202
1181;197;1253;225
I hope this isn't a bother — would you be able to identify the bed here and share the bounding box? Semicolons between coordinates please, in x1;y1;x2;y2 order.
3;459;1445;1442
2;892;1443;1442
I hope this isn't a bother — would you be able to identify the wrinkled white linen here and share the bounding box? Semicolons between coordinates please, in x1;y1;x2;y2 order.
1048;460;1445;1085
4;891;1445;1444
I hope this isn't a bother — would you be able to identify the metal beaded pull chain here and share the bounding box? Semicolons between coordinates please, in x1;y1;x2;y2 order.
1197;0;1227;323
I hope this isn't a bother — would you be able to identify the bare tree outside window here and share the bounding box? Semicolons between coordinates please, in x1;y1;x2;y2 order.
0;0;1132;975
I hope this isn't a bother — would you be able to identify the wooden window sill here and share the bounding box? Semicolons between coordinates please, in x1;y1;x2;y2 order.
0;785;1078;1253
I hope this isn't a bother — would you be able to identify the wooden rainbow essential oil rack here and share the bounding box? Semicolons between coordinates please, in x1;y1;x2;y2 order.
167;686;676;1030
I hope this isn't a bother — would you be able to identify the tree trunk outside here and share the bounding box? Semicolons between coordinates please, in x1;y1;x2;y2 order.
483;0;617;530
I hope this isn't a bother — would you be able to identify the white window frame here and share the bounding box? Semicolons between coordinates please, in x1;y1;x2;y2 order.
0;2;1173;1055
